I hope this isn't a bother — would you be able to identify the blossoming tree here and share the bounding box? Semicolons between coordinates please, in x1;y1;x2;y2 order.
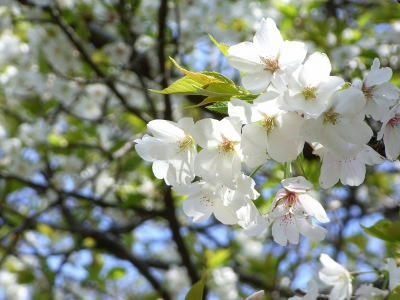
0;0;400;299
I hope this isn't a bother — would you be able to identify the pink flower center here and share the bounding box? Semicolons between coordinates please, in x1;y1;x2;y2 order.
219;137;237;153
261;57;280;72
388;114;400;128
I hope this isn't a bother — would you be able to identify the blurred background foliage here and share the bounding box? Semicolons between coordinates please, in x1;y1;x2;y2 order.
0;0;399;299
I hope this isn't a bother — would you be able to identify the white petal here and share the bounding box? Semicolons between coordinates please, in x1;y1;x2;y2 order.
213;198;240;225
297;217;327;241
329;282;350;300
278;41;307;69
241;123;269;168
383;127;400;161
319;153;340;189
365;67;392;87
334;119;373;146
241;71;272;94
253;18;283;59
332;87;366;116
152;160;169;180
271;219;289;246
182;194;213;222
220;117;242;142
135;135;178;161
147;119;184;140
298;193;329;223
282;176;313;192
340;158;366;186
227;42;264;72
194;118;221;148
228;98;254;124
300;52;332;87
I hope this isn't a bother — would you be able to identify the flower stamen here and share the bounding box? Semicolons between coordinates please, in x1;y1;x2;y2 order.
302;86;317;100
261;57;280;72
323;108;340;125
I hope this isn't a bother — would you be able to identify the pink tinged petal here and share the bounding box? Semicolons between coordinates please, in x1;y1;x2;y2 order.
194;118;221;148
300;52;332;87
319;153;340;189
241;71;272;94
332;87;366;116
383;127;400;161
241;123;269;168
278;41;307;69
147;119;184;140
282;176;313;192
182;194;213;222
298;193;329;223
227;42;264;73
365;67;392;87
253;17;283;59
228;98;254;124
339;158;366;186
296;217;327;242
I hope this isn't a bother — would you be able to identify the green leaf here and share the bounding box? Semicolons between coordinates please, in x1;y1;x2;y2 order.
149;76;202;95
208;34;229;56
185;277;206;300
107;267;126;280
206;249;231;269
185;96;231;108
17;269;35;284
362;219;400;242
388;285;400;300
206;101;229;115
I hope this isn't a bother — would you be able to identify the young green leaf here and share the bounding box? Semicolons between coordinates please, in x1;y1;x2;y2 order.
208;34;229;56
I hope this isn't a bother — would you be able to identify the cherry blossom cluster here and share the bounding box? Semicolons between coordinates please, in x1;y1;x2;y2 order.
135;18;400;246
248;254;400;300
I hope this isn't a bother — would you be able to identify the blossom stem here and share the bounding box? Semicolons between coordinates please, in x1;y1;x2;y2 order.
284;162;293;178
250;165;263;178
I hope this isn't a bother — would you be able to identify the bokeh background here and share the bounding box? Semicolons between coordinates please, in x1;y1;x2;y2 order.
0;0;399;299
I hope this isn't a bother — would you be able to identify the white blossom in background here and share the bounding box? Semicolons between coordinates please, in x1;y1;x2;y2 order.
245;290;265;300
227;17;307;94
283;52;344;118
355;284;388;300
319;254;352;300
378;103;400;161
288;279;319;300
194;117;242;188
0;270;29;300
353;58;399;121
212;267;238;300
103;41;132;66
268;176;329;246
385;258;400;291
313;143;384;188
164;265;190;297
135;118;197;186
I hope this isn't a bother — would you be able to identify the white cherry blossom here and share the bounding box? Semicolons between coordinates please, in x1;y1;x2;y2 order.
355;284;388;300
229;96;305;166
135;118;197;186
319;254;352;300
194;117;242;188
353;58;399;121
177;174;259;225
305;87;372;154
313;143;384;188
227;17;307;94
377;103;400;161
268;176;329;246
385;258;400;291
288;279;319;300
283;52;345;118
